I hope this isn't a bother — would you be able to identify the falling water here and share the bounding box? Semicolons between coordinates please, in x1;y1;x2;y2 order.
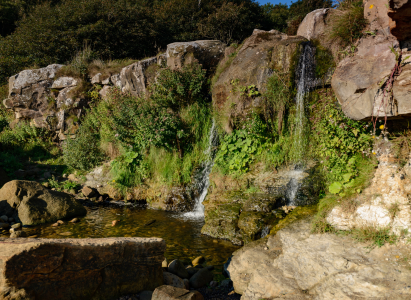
287;42;316;206
183;120;219;218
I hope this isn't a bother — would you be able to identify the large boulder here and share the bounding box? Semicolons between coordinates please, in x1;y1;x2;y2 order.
0;180;87;225
211;30;306;132
0;237;165;300
119;57;159;97
297;8;331;40
166;40;226;74
228;219;411;299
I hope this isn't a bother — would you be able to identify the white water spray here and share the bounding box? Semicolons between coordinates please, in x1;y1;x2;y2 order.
183;120;218;219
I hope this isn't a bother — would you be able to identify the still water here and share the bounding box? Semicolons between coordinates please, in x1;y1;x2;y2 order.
23;205;240;269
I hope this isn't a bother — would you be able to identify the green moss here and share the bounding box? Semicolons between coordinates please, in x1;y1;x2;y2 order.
312;39;335;80
269;205;317;236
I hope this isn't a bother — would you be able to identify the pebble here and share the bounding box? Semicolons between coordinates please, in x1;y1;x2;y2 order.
0;215;8;223
57;220;64;225
11;223;21;229
52;223;59;227
112;220;120;226
70;218;80;223
8;218;13;223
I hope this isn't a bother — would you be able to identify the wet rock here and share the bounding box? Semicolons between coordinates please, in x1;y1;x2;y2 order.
0;223;9;229
144;220;156;226
212;30;305;132
220;279;233;288
0;180;87;226
0;215;8;223
191;256;205;267
82;186;98;198
152;285;203;300
69;218;79;223
139;290;153;300
168;259;189;279
163;272;185;289
183;279;190;290
209;281;218;288
189;268;214;289
112;220;120;226
52;223;59;227
10;230;27;238
162;258;169;268
186;267;199;278
0;237;165;299
8;217;14;223
57;220;64;225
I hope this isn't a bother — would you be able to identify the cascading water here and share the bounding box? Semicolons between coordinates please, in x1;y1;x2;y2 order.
183;120;219;218
287;42;316;206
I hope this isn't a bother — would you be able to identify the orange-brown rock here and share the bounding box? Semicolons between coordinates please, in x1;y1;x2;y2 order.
0;237;165;300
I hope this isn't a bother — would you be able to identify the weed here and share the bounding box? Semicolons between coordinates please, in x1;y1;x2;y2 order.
351;226;397;248
388;202;401;220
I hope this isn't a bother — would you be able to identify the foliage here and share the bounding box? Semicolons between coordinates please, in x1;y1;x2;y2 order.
62;127;103;171
329;0;368;47
151;63;207;111
198;1;258;45
215;113;270;174
262;3;289;32
48;176;80;191
111;150;149;188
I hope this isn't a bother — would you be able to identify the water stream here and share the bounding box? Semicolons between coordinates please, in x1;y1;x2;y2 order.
183;120;218;219
287;42;316;206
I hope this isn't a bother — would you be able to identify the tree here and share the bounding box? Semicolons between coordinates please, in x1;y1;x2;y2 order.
262;3;289;32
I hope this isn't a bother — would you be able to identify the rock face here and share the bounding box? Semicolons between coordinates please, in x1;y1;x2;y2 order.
331;1;411;121
201;163;322;244
388;0;411;41
119;57;159;97
331;34;411;120
327;153;411;234
212;30;306;132
0;237;165;300
228;219;411;299
167;40;226;74
297;8;331;40
0;180;87;225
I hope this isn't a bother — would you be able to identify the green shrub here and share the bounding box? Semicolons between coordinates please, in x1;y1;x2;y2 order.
329;0;368;47
62;127;103;171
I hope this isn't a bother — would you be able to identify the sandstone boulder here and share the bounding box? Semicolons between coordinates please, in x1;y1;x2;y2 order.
166;40;226;74
0;237;165;300
211;30;306;132
297;8;331;40
152;285;203;300
0;180;87;225
228;219;411;299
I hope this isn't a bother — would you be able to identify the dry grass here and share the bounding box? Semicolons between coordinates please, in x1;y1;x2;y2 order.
87;58;138;79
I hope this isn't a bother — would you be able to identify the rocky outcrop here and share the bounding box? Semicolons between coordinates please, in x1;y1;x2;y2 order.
212;30;306;132
331;34;411;120
327;153;411;234
228;218;411;299
0;180;86;225
167;40;226;74
201;163;322;244
119;57;159;97
332;1;411;121
0;237;165;300
297;8;331;41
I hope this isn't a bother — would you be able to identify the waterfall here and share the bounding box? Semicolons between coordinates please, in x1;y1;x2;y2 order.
287;42;316;206
183;120;218;218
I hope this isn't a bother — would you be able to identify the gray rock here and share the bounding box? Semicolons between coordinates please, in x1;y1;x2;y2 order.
0;223;9;229
297;8;331;40
99;85;111;101
186;267;199;278
152;286;203;300
51;77;78;89
0;180;87;226
102;77;110;85
82;186;98;198
183;279;189;290
163;272;185;289
220;279;232;288
0;215;8;223
168;259;189;279
188;268;214;289
139;290;153;300
119;57;158;97
91;73;102;84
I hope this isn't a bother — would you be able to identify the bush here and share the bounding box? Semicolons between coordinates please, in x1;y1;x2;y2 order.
62;127;103;171
329;0;368;47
